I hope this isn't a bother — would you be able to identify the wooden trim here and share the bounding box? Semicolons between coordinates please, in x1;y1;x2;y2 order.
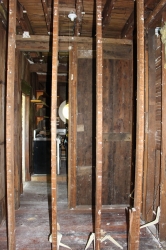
51;0;59;248
68;43;77;208
95;0;103;249
6;0;16;249
128;0;145;249
145;0;166;28
159;12;166;240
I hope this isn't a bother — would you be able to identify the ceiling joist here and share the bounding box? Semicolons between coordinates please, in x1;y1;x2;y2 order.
145;0;166;27
121;10;134;39
0;1;7;28
102;0;115;32
41;0;51;33
16;2;34;34
75;0;84;36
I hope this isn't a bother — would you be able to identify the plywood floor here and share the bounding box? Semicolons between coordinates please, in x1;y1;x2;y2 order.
0;180;164;250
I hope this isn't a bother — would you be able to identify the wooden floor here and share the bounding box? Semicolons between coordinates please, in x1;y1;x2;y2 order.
0;180;164;250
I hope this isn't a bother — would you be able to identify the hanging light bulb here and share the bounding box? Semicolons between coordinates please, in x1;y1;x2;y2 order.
68;11;77;21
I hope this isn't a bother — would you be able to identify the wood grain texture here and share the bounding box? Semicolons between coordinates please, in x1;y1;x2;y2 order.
145;29;156;222
128;0;145;249
102;59;133;205
0;20;6;226
51;0;59;248
95;0;103;248
68;43;77;208
159;12;166;240
6;0;16;248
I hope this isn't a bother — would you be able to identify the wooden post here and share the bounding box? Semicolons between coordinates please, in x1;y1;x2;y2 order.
128;0;144;249
25;96;30;182
6;0;16;249
145;29;156;222
142;34;149;219
159;12;166;241
51;0;59;248
95;0;103;249
68;43;77;208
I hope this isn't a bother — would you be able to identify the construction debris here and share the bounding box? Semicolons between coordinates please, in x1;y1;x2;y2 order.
85;230;123;249
140;206;160;229
49;223;72;250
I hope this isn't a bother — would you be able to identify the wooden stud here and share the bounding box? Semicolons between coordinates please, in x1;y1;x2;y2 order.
14;49;21;209
95;0;103;249
51;0;59;248
159;12;166;241
145;28;156;222
128;0;145;249
68;43;77;208
142;34;149;220
25;96;30;181
6;0;16;249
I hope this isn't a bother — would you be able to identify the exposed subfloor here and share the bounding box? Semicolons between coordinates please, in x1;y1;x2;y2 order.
0;180;164;250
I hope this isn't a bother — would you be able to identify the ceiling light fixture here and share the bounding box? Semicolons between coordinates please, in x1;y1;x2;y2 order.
68;11;77;21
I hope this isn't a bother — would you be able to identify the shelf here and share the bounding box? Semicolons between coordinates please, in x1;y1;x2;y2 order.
30;99;49;107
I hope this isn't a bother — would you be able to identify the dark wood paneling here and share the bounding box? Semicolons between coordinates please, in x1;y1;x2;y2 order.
77;58;95;167
102;59;133;205
145;29;156;222
76;58;96;205
77;166;95;205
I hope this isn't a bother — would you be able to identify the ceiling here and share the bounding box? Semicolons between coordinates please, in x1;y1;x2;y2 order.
0;0;166;83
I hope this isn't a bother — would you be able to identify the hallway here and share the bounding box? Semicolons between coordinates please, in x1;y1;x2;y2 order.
0;181;163;250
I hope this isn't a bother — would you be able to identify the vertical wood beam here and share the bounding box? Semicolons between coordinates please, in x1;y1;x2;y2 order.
142;34;149;219
128;0;144;249
95;0;103;249
6;0;16;249
68;43;77;208
51;0;59;248
14;49;21;209
145;29;156;222
25;96;30;182
159;12;166;241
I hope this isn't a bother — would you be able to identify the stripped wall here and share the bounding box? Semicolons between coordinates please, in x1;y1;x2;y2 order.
76;41;133;206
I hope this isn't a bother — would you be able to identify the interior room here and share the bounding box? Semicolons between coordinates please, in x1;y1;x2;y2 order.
0;0;166;249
